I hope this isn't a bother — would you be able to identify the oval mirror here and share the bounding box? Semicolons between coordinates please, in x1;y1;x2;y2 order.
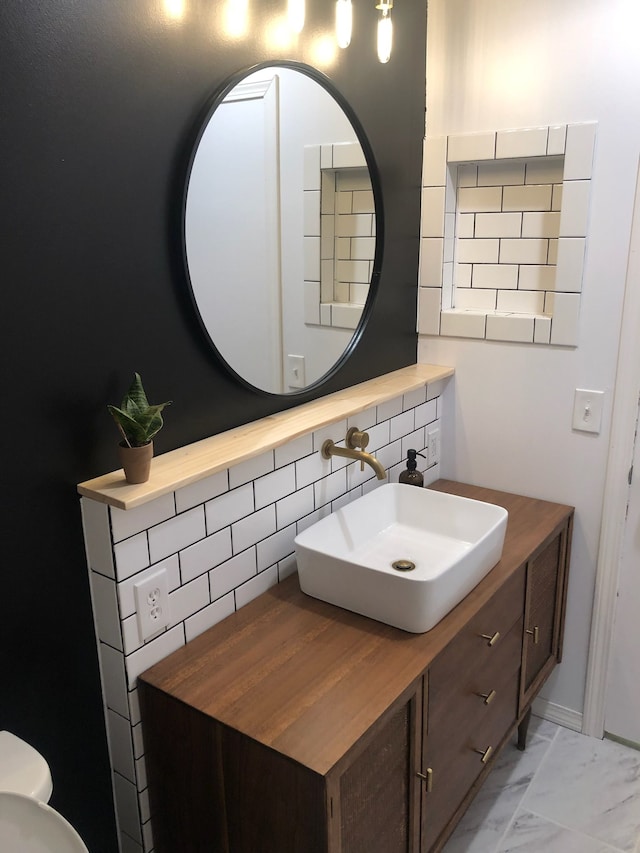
183;62;382;395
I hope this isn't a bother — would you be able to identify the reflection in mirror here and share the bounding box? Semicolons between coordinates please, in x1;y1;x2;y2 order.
183;64;380;395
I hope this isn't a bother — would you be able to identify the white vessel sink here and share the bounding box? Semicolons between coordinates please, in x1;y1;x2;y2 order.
294;483;508;633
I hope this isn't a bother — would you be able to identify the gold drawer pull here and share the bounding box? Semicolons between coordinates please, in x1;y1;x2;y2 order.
473;745;493;764
417;768;433;792
526;626;540;644
476;689;497;705
480;631;500;647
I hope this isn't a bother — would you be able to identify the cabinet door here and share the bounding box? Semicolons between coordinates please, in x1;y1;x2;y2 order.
520;520;571;709
332;685;422;853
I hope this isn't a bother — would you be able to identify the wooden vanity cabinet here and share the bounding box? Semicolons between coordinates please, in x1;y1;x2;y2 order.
139;481;573;853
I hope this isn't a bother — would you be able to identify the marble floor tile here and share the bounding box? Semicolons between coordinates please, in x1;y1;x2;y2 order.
526;714;561;742
522;728;640;852
498;809;625;853
443;734;554;853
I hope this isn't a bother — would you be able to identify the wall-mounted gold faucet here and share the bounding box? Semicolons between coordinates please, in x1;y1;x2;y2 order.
321;427;387;480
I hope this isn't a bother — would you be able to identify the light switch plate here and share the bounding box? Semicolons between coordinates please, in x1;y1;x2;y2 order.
572;388;604;434
287;354;306;389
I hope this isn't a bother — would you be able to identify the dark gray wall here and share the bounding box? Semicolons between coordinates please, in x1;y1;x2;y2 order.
2;1;427;849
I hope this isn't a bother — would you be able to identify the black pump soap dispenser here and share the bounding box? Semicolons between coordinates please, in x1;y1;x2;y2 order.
399;449;425;487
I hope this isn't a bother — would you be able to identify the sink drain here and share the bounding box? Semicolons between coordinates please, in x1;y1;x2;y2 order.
392;559;416;572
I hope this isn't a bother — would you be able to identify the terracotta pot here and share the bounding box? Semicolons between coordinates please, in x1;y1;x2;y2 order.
118;441;153;484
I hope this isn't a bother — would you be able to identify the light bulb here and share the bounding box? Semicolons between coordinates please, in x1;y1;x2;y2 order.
224;0;249;38
377;9;392;63
288;0;305;33
335;0;352;49
164;0;185;21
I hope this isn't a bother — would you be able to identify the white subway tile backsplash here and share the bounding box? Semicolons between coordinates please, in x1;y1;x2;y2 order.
114;774;142;844
276;485;314;530
415;398;438;429
314;468;348;508
525;158;564;185
347;407;377;431
184;592;235;643
107;709;136;784
235;565;278;610
180;528;232;583
352;190;375;214
401;429;426;460
110;494;175;545
455;264;472;287
390;409;415;442
296;451;332;489
168;575;209;627
232;505;276;553
457;213;475;238
548;239;559;265
254;464;296;510
423;135;448;186
206;484;254;534
365;420;391;452
332;142;366;168
175;470;228;514
125;624;185;689
114;533;150;582
90;572;123;650
209;549;256;601
81;498;115;577
256;524;296;572
99;643;129;718
121;614;142;656
229;451;274;489
403;386;427;411
376;395;403;423
456;164;478;188
148;506;205;564
534;316;552;344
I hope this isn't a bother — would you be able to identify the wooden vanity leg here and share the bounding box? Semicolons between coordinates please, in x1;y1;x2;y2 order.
517;707;532;751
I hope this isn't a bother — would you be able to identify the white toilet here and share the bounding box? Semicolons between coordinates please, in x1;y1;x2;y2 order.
0;731;89;852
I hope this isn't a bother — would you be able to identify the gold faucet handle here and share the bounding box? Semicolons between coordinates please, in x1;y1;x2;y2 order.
346;427;369;450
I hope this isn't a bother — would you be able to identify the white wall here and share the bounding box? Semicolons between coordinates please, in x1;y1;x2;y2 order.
420;0;640;716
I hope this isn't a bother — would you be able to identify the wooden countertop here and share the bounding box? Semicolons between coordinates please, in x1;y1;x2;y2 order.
78;363;454;510
138;481;573;776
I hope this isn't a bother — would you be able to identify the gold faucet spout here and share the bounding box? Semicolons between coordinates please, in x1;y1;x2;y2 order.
321;439;387;480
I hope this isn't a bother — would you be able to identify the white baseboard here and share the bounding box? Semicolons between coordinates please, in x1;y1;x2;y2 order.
532;697;584;733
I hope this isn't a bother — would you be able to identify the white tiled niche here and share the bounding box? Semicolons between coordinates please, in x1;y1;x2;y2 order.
304;141;375;331
81;379;446;853
418;123;597;346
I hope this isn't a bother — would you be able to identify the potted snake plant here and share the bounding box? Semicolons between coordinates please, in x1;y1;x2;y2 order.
108;373;171;484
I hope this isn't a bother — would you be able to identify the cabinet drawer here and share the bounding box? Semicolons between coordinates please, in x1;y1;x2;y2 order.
428;616;522;736
428;566;525;710
421;647;520;851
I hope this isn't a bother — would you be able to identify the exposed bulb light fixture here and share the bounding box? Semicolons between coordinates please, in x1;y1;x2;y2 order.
164;0;186;21
288;0;305;33
224;0;249;38
335;0;352;49
376;0;393;64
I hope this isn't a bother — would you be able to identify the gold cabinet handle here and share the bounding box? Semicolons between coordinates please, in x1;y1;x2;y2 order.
526;626;540;644
480;631;500;647
476;689;497;705
473;745;493;764
417;768;433;792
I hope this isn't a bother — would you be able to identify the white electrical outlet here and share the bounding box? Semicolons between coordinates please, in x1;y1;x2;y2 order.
134;569;170;641
427;426;441;467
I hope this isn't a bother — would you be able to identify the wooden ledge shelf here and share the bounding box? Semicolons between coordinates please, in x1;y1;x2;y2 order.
77;363;454;511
